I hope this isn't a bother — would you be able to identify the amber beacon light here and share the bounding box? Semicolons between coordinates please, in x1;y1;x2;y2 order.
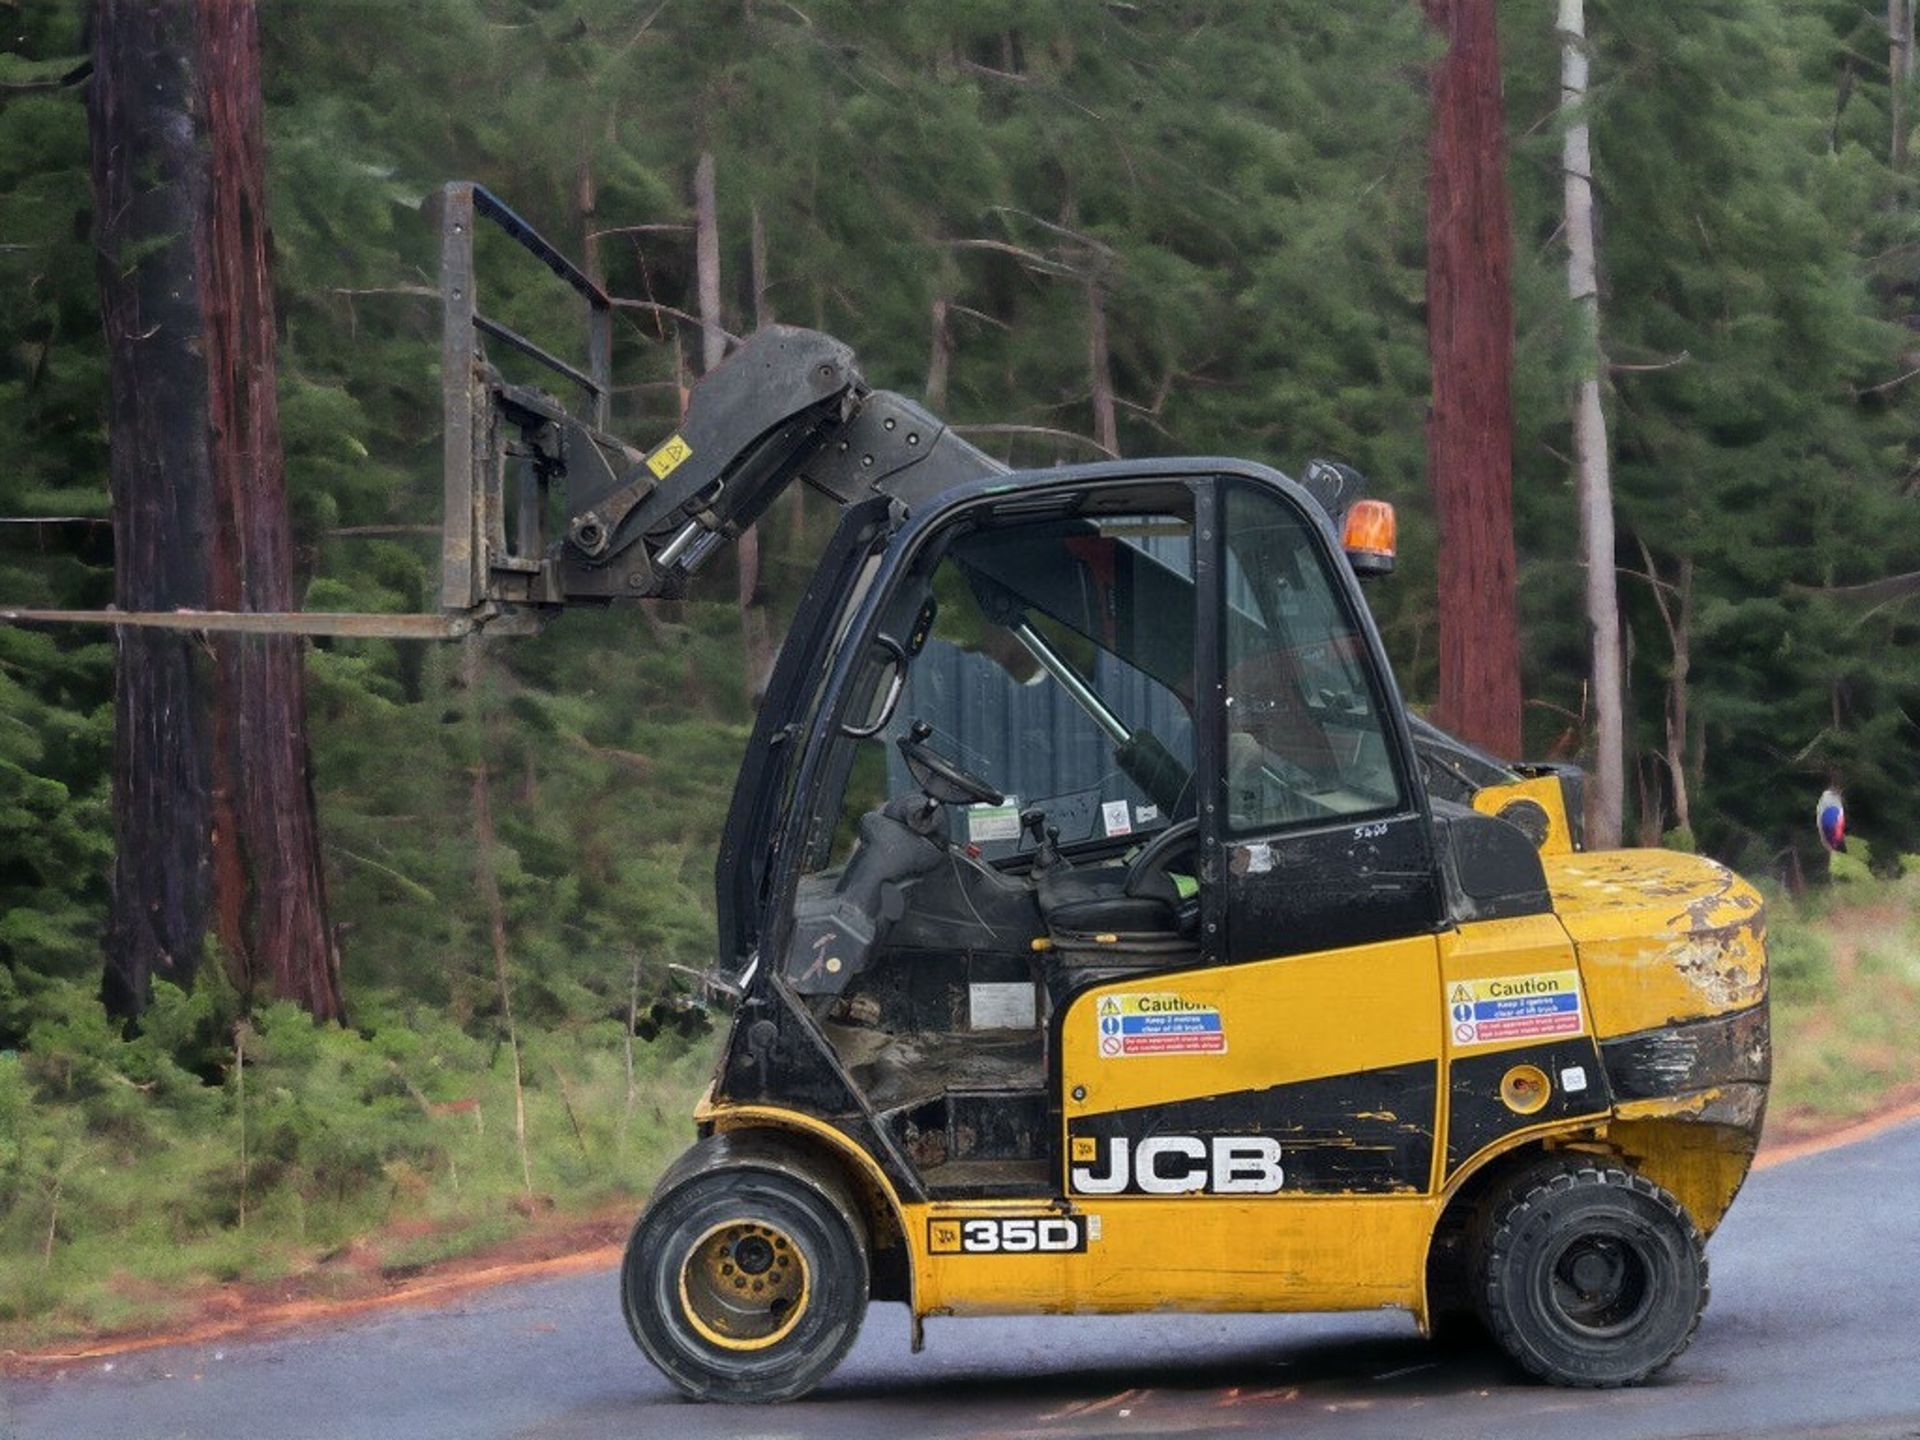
1341;499;1397;577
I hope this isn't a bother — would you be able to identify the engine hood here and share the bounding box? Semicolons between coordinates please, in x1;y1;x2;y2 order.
1544;848;1767;1037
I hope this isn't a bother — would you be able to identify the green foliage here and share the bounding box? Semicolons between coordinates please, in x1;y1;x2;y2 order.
0;969;709;1338
1764;915;1836;1005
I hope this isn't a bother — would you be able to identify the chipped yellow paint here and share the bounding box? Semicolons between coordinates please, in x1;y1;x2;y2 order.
1471;774;1575;854
1612;1091;1722;1123
909;1195;1439;1318
1605;1115;1759;1237
1546;849;1767;1035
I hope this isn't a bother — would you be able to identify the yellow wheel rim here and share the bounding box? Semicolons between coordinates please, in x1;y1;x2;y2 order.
676;1219;810;1352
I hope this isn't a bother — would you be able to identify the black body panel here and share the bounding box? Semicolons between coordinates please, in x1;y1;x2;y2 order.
1431;800;1554;923
1601;1002;1771;1101
1444;1038;1611;1176
1068;1061;1439;1195
1223;812;1443;961
716;495;893;970
711;977;927;1201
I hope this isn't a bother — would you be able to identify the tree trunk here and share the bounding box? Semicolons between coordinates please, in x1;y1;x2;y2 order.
89;0;340;1020
197;0;341;1020
1894;0;1914;172
1666;555;1693;835
1086;278;1119;457
1422;0;1522;759
91;0;214;1017
1632;537;1690;841
1560;0;1624;849
926;297;952;412
462;636;532;1196
693;151;725;373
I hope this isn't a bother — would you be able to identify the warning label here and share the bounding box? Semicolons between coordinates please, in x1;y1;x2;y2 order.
1096;992;1226;1058
645;433;693;480
1447;971;1583;1047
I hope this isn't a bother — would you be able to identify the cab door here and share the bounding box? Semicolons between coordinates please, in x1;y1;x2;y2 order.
1045;475;1450;1316
1200;476;1443;961
1186;474;1445;1197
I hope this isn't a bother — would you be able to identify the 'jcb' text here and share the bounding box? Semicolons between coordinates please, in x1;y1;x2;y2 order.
1069;1135;1285;1195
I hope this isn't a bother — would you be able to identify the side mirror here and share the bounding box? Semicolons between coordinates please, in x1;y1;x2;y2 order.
840;634;909;738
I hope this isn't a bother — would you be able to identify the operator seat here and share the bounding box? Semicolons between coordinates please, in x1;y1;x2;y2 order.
1035;864;1182;937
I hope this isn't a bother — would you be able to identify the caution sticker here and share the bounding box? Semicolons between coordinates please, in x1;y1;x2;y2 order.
1447;971;1583;1047
1096;992;1225;1058
645;433;693;480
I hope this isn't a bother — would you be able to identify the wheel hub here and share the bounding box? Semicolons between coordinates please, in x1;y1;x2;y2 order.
733;1233;776;1275
677;1220;809;1351
1549;1233;1650;1334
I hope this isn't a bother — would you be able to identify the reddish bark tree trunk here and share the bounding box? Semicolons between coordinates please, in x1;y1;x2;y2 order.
91;0;214;1017
1422;0;1523;758
196;0;342;1020
89;0;341;1020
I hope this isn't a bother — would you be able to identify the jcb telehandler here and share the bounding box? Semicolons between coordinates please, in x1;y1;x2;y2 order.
14;187;1772;1404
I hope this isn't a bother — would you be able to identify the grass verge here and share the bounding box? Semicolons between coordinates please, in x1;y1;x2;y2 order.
0;978;712;1353
1763;859;1920;1139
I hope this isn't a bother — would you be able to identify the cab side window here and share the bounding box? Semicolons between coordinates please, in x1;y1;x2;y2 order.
1221;483;1403;832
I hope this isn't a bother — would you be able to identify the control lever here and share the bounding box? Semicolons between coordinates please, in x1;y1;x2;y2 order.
1020;807;1066;874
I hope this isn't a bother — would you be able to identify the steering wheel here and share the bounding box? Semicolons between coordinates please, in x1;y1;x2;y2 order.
896;720;1003;807
1124;817;1198;895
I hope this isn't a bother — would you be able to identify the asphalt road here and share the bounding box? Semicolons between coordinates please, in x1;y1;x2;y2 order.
6;1121;1918;1440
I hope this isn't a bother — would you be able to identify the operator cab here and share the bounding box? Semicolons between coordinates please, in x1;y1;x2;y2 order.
729;469;1427;1199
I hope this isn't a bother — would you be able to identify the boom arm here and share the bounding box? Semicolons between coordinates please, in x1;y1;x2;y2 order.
431;182;1005;616
529;326;1008;608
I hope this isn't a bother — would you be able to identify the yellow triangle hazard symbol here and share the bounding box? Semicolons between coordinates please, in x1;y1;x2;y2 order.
1099;998;1120;1016
1449;984;1473;1005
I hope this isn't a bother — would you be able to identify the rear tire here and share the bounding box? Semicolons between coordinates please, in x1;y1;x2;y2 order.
622;1160;869;1403
1477;1162;1707;1388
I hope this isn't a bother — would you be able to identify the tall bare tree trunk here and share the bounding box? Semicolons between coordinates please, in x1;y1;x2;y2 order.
91;0;213;1017
1560;0;1624;849
1422;0;1522;758
90;0;339;1019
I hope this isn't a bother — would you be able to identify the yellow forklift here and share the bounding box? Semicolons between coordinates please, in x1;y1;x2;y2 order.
9;187;1771;1405
423;189;1771;1403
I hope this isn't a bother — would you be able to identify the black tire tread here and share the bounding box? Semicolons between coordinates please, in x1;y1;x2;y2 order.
621;1152;870;1404
1479;1161;1708;1389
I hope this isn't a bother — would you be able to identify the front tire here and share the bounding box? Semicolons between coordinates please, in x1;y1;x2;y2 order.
622;1157;869;1403
1477;1162;1707;1388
